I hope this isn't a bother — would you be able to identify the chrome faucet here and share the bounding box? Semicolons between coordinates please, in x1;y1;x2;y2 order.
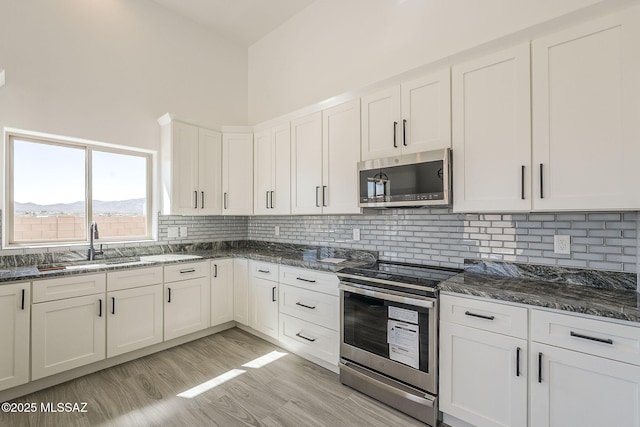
87;221;104;261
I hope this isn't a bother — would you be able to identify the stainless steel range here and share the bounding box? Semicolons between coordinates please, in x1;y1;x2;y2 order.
337;261;461;426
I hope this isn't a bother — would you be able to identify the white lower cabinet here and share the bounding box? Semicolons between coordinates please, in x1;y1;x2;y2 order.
0;282;30;391
279;314;339;365
211;258;234;327
32;293;106;380
164;262;211;341
249;261;279;340
440;295;527;427
107;285;163;358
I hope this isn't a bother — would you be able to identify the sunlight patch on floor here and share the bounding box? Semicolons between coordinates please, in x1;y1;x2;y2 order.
176;369;246;398
242;350;288;369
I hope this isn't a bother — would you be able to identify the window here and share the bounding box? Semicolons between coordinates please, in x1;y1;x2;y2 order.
6;132;153;246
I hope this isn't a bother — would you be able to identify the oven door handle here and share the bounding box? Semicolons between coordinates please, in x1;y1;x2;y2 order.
339;283;434;309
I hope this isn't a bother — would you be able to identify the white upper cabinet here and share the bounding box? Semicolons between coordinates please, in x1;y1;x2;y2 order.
361;69;451;161
222;133;254;215
322;99;362;214
253;122;291;215
159;117;222;215
532;7;640;211
452;44;532;212
291;112;324;214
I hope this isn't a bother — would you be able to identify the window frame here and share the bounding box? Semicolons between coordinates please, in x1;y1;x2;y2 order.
4;130;156;248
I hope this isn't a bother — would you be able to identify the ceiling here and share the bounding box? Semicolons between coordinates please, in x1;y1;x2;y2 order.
149;0;316;46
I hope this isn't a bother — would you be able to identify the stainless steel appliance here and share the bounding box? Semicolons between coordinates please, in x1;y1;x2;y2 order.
337;261;460;426
358;148;452;208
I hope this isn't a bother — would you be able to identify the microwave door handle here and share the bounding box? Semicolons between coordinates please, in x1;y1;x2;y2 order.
339;283;434;309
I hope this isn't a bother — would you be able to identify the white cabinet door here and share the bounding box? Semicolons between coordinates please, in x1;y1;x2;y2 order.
169;121;200;215
198;128;223;215
361;86;402;160
253;128;273;215
530;342;640;427
249;276;279;340
164;277;211;341
440;321;527;427
401;69;451;153
253;123;291;215
291;112;323;214
271;123;291;214
532;9;640;210
32;294;106;380
222;133;254;215
211;258;234;327
322;99;361;214
107;284;163;357
452;44;532;213
0;282;30;391
233;258;249;326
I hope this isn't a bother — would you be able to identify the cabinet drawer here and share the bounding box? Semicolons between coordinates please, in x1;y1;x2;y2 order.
164;261;209;283
249;260;278;281
440;294;528;339
279;313;339;366
279;266;339;296
531;309;640;366
107;266;163;291
279;283;339;331
33;273;106;303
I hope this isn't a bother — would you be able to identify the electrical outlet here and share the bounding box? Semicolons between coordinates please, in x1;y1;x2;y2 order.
554;235;571;254
167;227;179;238
353;228;361;241
275;226;280;236
179;226;188;238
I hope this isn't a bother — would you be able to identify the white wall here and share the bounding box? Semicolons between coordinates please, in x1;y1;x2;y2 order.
248;0;624;124
0;0;248;152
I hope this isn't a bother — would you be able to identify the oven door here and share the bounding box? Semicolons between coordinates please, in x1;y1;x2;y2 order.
339;282;437;394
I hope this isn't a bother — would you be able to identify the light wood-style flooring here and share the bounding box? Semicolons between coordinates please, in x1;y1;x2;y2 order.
1;328;427;426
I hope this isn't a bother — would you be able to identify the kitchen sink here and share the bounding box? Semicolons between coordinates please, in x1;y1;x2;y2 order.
36;257;151;272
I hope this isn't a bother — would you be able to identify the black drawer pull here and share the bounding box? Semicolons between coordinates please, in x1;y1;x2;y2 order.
214;264;218;278
98;299;103;317
296;332;316;342
296;277;317;283
516;347;521;377
538;352;543;383
167;288;172;303
465;311;495;321
112;297;116;315
21;289;25;310
295;301;317;310
180;269;196;274
272;287;276;302
258;269;270;274
570;331;613;345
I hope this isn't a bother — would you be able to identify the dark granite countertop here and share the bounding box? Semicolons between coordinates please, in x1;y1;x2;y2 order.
0;243;376;283
439;263;640;324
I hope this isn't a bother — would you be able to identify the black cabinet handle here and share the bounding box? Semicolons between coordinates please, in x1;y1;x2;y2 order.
464;310;495;321
516;347;521;377
112;297;116;315
539;163;544;199
98;299;102;317
168;288;172;303
258;269;270;274
296;277;317;283
21;289;25;310
266;191;270;209
270;191;274;209
295;301;317;310
194;190;198;209
393;121;398;148
521;165;525;200
296;332;316;342
538;352;543;383
402;119;407;146
201;191;205;209
224;192;228;209
322;186;327;207
180;269;196;274
570;331;613;345
214;264;218;278
272;287;276;302
315;186;320;207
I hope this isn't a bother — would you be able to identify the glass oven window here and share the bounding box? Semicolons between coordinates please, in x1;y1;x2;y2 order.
343;291;431;373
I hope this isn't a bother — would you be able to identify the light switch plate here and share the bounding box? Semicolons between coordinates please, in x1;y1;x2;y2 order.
275;226;280;236
0;70;5;88
179;226;188;238
167;227;178;238
353;229;361;241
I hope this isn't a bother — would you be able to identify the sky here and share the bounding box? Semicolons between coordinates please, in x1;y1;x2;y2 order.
13;139;147;205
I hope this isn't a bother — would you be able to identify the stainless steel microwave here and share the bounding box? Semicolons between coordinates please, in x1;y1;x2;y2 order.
358;149;451;208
